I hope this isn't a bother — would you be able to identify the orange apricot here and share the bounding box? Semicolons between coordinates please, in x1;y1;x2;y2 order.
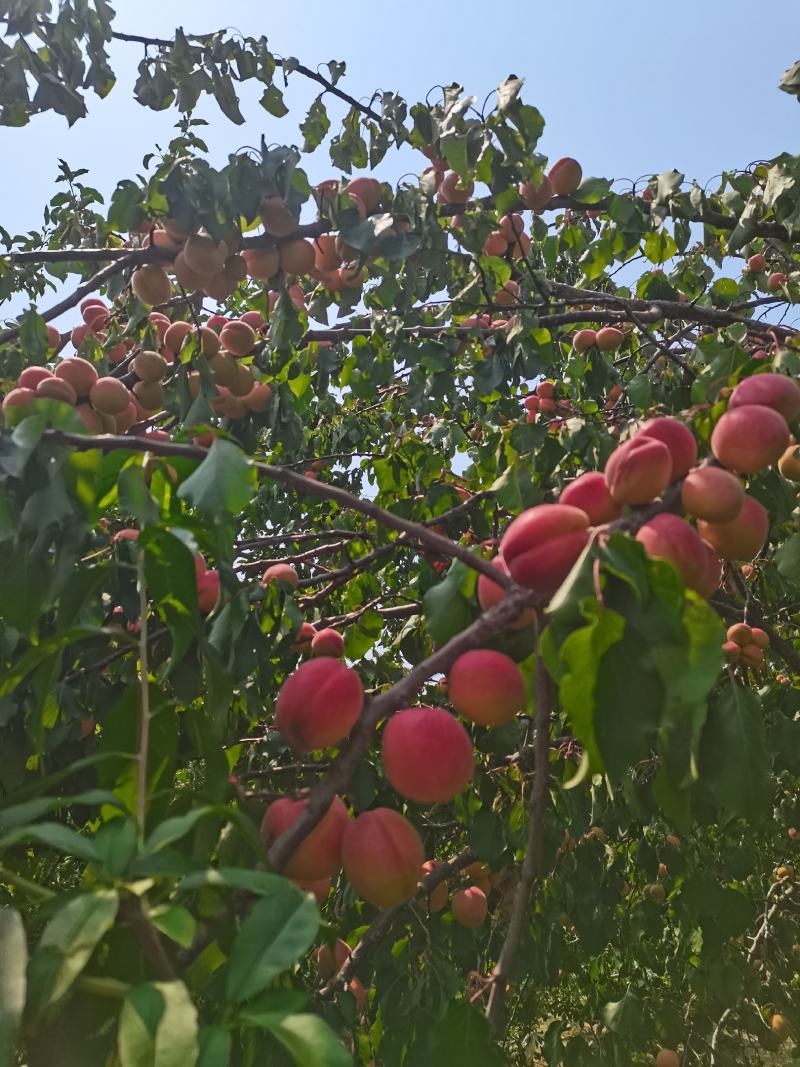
311;628;345;658
241;246;280;280
636;513;719;595
605;436;672;505
560;471;623;524
89;376;130;415
548;157;583;196
697;494;769;560
518;174;553;211
729;372;800;422
262;563;299;589
572;329;597;352
279;238;316;276
131;265;172;306
451;886;488;928
681;467;744;522
421;859;449;913
382;706;474;803
637;417;698;480
220;320;256;358
711;404;789;473
448;649;525;725
595;326;625;352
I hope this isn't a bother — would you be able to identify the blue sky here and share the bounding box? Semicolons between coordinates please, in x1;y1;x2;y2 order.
3;0;800;322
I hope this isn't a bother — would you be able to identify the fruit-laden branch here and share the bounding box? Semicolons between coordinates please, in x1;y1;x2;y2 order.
42;431;513;590
711;596;800;674
486;615;553;1031
107;29;384;123
266;583;540;872
317;849;477;998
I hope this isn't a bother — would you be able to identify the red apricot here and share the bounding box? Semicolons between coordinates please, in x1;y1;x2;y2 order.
595;327;625;352
173;252;211;291
729;372;800;422
18;366;53;390
290;621;317;653
500;504;591;598
261;794;350;880
197;569;220;613
345;177;381;213
548;157;583;196
451;886;488;928
697;494;769;560
293;877;331;904
382;706;474;803
476;556;535;630
722;640;741;663
242;383;272;413
518;175;553;211
711;404;789;473
605;436;672;505
313;234;342;273
220;320;256;358
750;627;769;649
2;388;35;419
747;253;767;273
439;171;474;204
767;272;787;292
727;623;752;646
636;513;719;595
483;231;508;257
341;808;424;907
573;329;597;352
275;658;364;751
262;563;299;589
448;650;525;726
637;417;698;480
311;628;345;658
560;471;623;524
681;467;744;523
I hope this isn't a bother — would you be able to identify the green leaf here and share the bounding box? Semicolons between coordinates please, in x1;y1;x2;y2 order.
266;1014;351;1067
422;566;475;646
148;905;197;949
776;532;800;584
177;440;255;515
197;1026;230;1067
602;989;647;1042
429;1002;505;1066
26;889;118;1013
119;465;160;527
700;685;771;819
118;980;199;1067
225;888;319;1002
0;908;26;1067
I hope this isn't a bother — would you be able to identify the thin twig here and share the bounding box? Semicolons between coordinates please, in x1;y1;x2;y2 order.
135;549;150;836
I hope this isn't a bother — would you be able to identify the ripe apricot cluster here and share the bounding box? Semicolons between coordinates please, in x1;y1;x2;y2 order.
722;623;769;669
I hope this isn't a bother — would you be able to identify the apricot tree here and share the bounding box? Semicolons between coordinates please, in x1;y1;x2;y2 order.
2;5;800;1065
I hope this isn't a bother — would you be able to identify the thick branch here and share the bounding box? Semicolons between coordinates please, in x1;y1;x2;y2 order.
486;615;553;1031
318;849;477;998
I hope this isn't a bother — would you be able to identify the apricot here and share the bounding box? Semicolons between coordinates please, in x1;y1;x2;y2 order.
463;861;492;895
345;177;381;214
727;623;752;646
193;326;221;358
382;706;474;803
483;231;508;257
275;658;363;751
18;366;53;390
697;493;768;560
51;356;96;397
113;401;139;433
132;380;163;411
729;372;800;422
711;404;789;473
548;157;583;196
572;329;597;353
133;350;168;383
778;444;800;481
240;311;265;331
242;382;272;413
220;320;256;358
681;466;744;522
291;621;317;653
605;436;672;505
498;213;525;240
636;513;719;595
279;238;315;276
654;1051;680;1067
518;175;553;211
637;417;698;480
162;321;192;356
241;246;280;280
131;265;172;306
740;642;764;668
35;376;76;404
293;877;331;904
438;171;474;205
228;363;256;398
262;563;299;589
196;569;220;613
75;404;104;432
767;272;787;292
203;268;238;302
451;886;488;928
205;354;237;389
476;555;535;630
82;303;108;328
595;326;624;352
500;504;590;598
341;808;424;907
750;627;769;649
421;860;448;912
771;1014;790;1040
722;640;741;663
313;234;342;272
510;231;532;260
311;628;345;658
560;471;623;524
2;387;35;421
536;380;555;399
315;938;351;980
261;794;349;881
173;251;211;291
746;253;767;272
448;649;525;726
260;196;299;237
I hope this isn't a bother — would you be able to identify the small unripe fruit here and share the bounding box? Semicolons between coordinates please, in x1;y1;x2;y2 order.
572;329;597;353
681;467;744;523
262;563;299;589
548;157;582;196
382;706;474;803
560;471;623;524
261;794;350;880
729;372;800;422
637;417;698;481
131;265;172;306
712;404;789;473
451;886;488;928
595;326;624;352
448;649;525;726
605;436;672;505
275;658;363;752
697;494;769;560
500;504;590;599
341;808;424;907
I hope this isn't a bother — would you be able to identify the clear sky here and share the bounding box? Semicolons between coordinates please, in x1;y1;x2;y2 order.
3;0;800;321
